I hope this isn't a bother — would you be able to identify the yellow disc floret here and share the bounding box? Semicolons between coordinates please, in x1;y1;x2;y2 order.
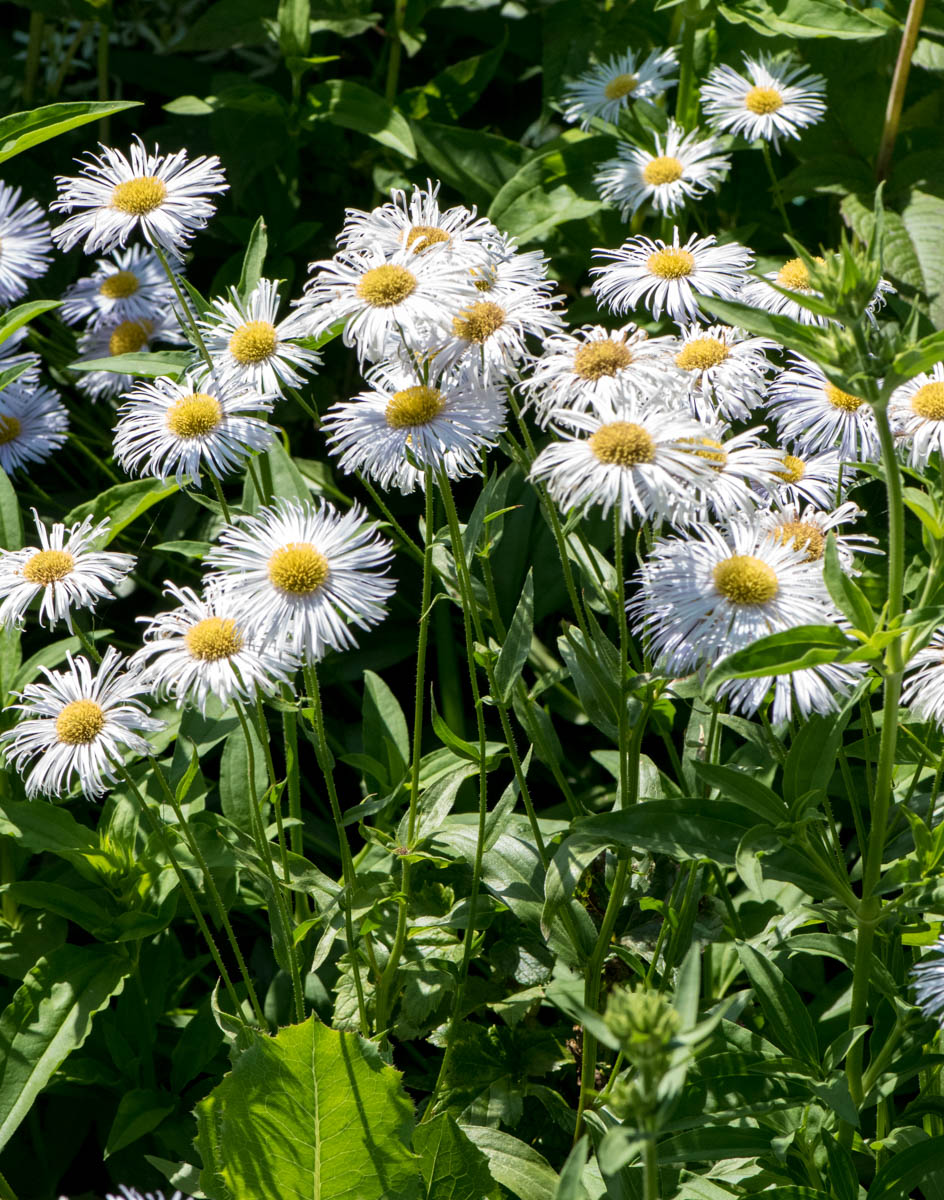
184;616;244;662
0;415;21;445
911;381;944;421
452;301;506;344
713;555;780;604
589;421;655;467
111;176;167;216
824;383;864;413
405;225;450;253
108;319;153;357
229;320;278;365
267;543;330;595
775;256;825;293
99;270;140;299
744;86;783;115
642;156;685;186
776;454;806;484
773;520;825;562
675;337;729;371
165;393;223;439
647;248;695;279
22;549;75;585
687;436;727;468
55;699;106;745
356;264;417;307
604;73;638;101
385;385;445;428
573;339;633;380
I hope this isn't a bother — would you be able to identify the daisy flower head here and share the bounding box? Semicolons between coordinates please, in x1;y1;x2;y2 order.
766;355;880;462
51;136;228;259
562;47;678;129
321;360;506;494
0;181;52;306
700;53;826;151
903;631;944;730
0;511;133;631
760;501;878;572
0;648;163;799
911;934;944;1021
772;446;849;510
132;582;298;715
60;244;176;328
521;322;675;428
113;371;276;488
294;246;475;366
889;362;944;470
75;314;183;401
205;498;395;663
591;229;753;324
529;395;722;531
594;120;731;219
338;179;498;269
677;427;786;523
198;277;320;395
0;382;69;475
632;518;862;723
740;255;829;327
671;322;777;423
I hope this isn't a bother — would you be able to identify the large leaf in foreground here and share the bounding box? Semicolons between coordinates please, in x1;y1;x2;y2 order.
194;1016;419;1199
0;101;141;163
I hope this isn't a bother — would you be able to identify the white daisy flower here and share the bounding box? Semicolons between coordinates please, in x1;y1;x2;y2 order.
889;363;944;470
677;428;785;523
197;277;320;395
113;371;276;487
75;314;183;401
0;648;163;799
322;360;506;494
132;582;297;715
595;120;731;219
700;53;826;151
521;322;675;428
205;498;395;663
766;356;880;462
739;256;829;327
0;182;52;306
772;447;849;509
592;228;753;324
562;48;678;129
338;179;498;269
108;1189;193;1200
0;511;133;631
760;501;878;571
911;935;944;1021
60;244;176;328
669;322;776;423
51;135;228;258
0;382;69;475
0;327;41;388
529;394;720;530
904;634;944;729
295;246;475;366
632;519;862;723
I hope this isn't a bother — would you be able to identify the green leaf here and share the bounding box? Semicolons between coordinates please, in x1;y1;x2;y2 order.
783;712;845;812
402;36;507;122
308;79;416;159
68;350;192;379
0;101;142;163
567;797;751;866
172;0;274;51
64;479;178;543
0;798;97;862
736;943;819;1067
868;1136;944;1200
105;1088;175;1158
823;535;875;632
0;944;130;1151
695;293;826;359
558;627;620;741
363;669;410;788
219;723;268;830
414;1112;499;1200
893;328;944;380
0;467;22;552
194;1016;420;1199
705;624;855;688
242;437;311;511
657;1127;774;1163
238;217;268;301
0;301;61;349
692;763;787;824
410;121;525;211
494;570;533;704
716;0;895;39
459;1126;558;1200
13;631;110;692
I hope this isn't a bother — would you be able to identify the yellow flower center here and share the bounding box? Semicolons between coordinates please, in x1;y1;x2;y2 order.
775;256;825;293
687;436;727;468
184;616;244;662
744;86;783;115
111;176;168;216
773;520;825;562
165;393;223;439
452;300;506;344
573;340;633;380
823;383;864;412
22;549;75;585
911;381;944;421
99;270;140;299
0;415;21;446
604;73;638;101
776;454;806;484
55;699;106;745
642;156;685;186
385;385;445;429
675;337;729;371
647;248;695;280
713;555;780;605
589;421;655;467
355;264;417;307
229;320;278;365
108;319;153;357
267;543;330;595
405;225;450;252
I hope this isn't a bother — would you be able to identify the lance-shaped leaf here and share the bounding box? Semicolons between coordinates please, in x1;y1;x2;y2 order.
0;101;141;163
704;624;855;690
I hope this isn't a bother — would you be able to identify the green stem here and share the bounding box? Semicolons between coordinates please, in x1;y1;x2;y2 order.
281;700;308;922
50;20;92;98
96;20;110;141
153;244;215;370
642;1135;660;1200
384;0;408;101
761;141;793;237
674;0;699;128
210;472;234;525
72;623;102;665
876;0;927;179
23;11;44;104
614;506;631;810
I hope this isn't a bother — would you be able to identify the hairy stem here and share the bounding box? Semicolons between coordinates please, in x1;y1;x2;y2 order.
877;0;927;179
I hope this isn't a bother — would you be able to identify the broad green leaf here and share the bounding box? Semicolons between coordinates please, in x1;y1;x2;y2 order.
0;944;130;1151
402;36;507;122
362;669;410;788
705;624;855;688
13;631;110;692
0;358;36;393
278;0;311;59
823;535;875;632
0;301;61;349
558;628;620;741
692;763;787;824
868;1136;944;1200
414;1113;499;1200
553;1137;589;1200
410;121;525;211
893;328;944;380
194;1016;419;1199
716;0;895;39
173;0;274;50
695;293;826;359
783;712;845;811
494;570;533;704
68;350;192;378
105;1088;175;1158
238;217;268;301
0;101;141;163
657;1126;774;1163
459;1126;558;1200
0;467;22;552
64;480;178;543
219;723;268;830
308;79;416;159
736;943;819;1067
900;189;944;327
0;799;97;862
242;437;311;511
822;1132;858;1200
568;797;752;866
